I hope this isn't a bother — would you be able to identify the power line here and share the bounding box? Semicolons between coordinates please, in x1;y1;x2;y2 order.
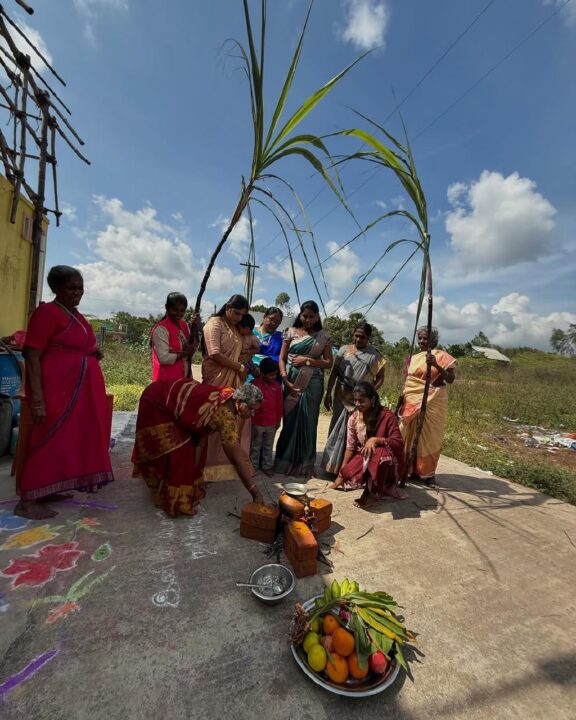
271;0;573;271
256;0;499;262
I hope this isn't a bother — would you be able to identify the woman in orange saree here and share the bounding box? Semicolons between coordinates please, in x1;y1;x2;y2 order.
15;266;114;520
398;327;456;486
201;294;252;481
132;380;263;517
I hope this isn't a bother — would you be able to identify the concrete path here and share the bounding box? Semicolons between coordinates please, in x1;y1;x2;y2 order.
0;415;575;719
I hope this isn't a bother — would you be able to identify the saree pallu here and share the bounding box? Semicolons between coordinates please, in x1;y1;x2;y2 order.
340;408;404;495
18;305;114;500
399;349;456;478
274;331;330;476
132;379;235;517
201;316;250;481
321;345;385;475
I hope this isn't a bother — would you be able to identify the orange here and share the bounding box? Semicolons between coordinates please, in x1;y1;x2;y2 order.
322;614;341;635
332;627;355;657
348;652;369;679
326;653;349;684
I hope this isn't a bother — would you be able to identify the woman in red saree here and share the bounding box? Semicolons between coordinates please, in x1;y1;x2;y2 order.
150;292;200;382
330;382;406;508
132;380;264;517
15;266;114;520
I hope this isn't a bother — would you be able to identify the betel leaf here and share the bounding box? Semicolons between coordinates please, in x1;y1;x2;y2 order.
394;642;408;671
351;611;370;670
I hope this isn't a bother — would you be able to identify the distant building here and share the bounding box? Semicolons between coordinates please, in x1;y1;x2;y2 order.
471;345;511;363
0;174;49;336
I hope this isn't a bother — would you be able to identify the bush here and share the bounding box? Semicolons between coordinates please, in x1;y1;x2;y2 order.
107;384;144;411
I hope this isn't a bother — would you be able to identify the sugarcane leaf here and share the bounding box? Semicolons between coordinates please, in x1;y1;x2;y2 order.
270;50;371;149
263;0;313;153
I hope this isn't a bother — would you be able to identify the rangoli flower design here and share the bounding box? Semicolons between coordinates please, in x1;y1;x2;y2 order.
1;524;61;551
1;542;84;589
0;511;29;533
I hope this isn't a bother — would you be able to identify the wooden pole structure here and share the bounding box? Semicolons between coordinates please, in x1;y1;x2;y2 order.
27;90;49;316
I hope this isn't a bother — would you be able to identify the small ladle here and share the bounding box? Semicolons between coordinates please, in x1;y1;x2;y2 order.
236;581;284;594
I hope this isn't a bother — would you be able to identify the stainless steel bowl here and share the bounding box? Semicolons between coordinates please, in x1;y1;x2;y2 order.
283;482;308;498
249;563;295;605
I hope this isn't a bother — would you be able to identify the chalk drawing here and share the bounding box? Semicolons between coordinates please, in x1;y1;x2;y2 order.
0;592;9;614
91;542;112;562
62;499;119;511
35;565;117;624
0;511;29;532
149;511;181;609
0;649;60;698
185;507;218;561
1;524;62;551
1;542;84;589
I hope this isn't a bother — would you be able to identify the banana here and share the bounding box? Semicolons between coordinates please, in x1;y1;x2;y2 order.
349;580;360;593
323;586;332;604
339;578;350;596
330;579;341;600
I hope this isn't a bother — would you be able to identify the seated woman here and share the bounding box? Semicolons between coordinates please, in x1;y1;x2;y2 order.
330;382;407;508
132;381;264;517
150;293;200;382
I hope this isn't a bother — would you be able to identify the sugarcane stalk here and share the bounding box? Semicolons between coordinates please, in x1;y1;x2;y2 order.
403;247;433;483
194;182;252;314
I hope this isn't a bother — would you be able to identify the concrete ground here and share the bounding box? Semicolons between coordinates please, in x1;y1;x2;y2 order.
0;413;575;719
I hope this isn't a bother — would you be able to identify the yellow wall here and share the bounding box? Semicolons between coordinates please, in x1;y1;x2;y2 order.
0;174;48;336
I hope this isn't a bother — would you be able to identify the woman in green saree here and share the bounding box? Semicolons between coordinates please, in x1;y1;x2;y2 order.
275;301;333;477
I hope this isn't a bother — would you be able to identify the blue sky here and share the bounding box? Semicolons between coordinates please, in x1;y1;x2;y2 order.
3;0;575;348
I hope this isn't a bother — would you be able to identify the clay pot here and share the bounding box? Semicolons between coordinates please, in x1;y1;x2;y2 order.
278;493;305;519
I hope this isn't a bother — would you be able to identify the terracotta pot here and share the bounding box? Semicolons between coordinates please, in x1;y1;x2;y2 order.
278;493;305;519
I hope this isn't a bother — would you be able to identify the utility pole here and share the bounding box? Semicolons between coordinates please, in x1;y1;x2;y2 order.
240;260;259;305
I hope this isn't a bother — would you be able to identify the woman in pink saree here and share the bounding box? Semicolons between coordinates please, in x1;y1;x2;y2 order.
14;266;114;519
201;294;252;481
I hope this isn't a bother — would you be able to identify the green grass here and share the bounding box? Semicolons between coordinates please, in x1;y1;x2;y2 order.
101;342;576;503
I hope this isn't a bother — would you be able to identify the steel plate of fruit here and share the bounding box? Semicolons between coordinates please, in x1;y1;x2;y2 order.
290;579;415;698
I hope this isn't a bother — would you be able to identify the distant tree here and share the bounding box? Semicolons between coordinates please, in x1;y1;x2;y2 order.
471;331;491;347
550;325;576;356
250;304;267;314
396;337;411;352
446;343;472;358
323;313;386;351
275;292;291;314
110;311;157;345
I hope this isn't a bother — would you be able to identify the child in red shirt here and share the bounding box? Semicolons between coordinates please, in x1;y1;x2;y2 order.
250;357;283;476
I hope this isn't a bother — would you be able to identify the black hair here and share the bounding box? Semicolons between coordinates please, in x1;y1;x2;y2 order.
353;381;381;438
264;306;283;320
215;294;249;317
239;313;255;330
353;320;372;338
47;265;82;293
165;292;188;310
292;300;322;332
259;357;278;375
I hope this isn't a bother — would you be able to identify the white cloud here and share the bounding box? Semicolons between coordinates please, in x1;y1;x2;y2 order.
365;293;576;350
63;196;240;317
61;202;77;223
544;0;576;27
445;170;556;271
324;241;360;292
340;0;390;51
211;214;255;260
265;257;304;284
0;18;52;77
73;0;128;43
